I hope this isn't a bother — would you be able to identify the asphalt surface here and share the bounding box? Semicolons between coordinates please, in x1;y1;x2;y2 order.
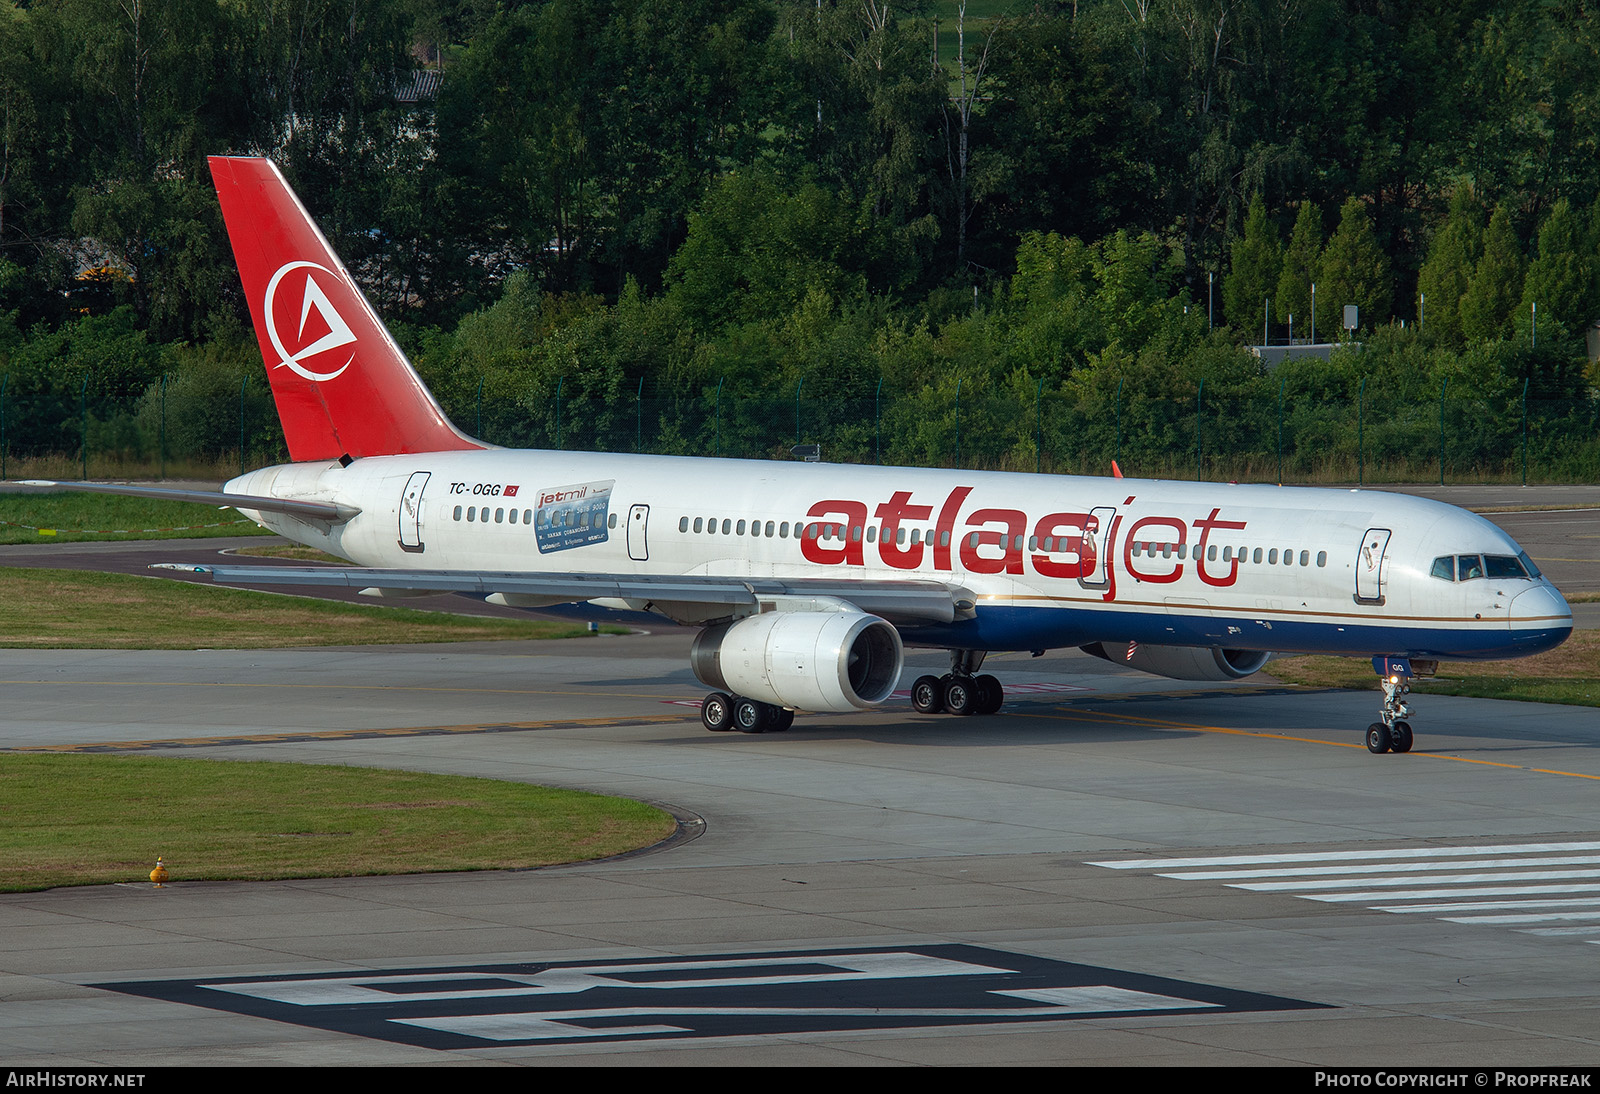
0;484;1598;1066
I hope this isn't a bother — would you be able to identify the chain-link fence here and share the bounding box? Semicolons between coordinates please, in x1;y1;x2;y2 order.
2;373;1596;484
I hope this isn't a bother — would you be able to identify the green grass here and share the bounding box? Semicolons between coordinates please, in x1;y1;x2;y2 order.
0;754;676;892
0;568;628;648
1270;628;1600;708
0;491;271;543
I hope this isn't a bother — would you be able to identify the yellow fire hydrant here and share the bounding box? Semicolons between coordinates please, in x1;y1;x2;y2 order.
150;857;169;888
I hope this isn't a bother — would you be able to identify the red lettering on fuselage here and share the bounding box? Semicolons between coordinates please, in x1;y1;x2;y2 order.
801;500;869;565
1192;507;1248;587
794;491;1250;598
960;508;1027;575
933;487;972;571
875;491;934;569
1032;512;1095;580
1123;516;1186;584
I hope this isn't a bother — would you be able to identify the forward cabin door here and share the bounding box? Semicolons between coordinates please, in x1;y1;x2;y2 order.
627;504;650;561
1355;527;1391;603
399;471;430;553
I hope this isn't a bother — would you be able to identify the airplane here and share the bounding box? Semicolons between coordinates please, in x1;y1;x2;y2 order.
34;157;1574;754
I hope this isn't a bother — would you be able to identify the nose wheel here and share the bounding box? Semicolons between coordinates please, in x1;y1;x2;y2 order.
1367;658;1416;754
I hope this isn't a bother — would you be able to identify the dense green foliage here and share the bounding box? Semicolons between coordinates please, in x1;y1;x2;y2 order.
2;0;1599;480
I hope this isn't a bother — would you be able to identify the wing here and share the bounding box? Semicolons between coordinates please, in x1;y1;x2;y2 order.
156;564;974;626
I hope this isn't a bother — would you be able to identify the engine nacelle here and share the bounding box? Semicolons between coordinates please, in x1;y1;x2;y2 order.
1081;642;1270;681
691;611;904;712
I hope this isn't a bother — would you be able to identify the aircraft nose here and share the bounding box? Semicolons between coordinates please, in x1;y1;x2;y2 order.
1509;584;1572;653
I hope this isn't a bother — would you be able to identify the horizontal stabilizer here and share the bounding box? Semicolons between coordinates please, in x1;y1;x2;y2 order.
22;480;359;522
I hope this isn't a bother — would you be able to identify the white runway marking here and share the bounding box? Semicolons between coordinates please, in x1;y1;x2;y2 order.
1090;840;1600;941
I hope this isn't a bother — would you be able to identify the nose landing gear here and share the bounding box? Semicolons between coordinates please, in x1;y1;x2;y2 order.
1366;656;1418;754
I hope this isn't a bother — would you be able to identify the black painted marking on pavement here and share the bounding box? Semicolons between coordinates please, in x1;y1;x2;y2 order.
98;944;1327;1048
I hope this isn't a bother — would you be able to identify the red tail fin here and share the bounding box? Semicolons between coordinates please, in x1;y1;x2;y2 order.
209;156;483;462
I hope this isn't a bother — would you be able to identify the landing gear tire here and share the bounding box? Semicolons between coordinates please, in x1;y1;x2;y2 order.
974;674;1004;714
911;675;945;714
945;677;978;716
734;697;771;733
770;708;794;732
1389;720;1414;754
702;692;734;732
1366;722;1391;754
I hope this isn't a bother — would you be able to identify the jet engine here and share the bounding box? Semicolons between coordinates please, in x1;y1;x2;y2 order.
1080;642;1270;681
691;611;904;712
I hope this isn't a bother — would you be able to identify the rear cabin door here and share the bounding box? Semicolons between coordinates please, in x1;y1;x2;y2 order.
399;471;430;553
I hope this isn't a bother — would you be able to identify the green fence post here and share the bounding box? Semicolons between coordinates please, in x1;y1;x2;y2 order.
1195;379;1204;481
1438;377;1448;486
80;376;88;480
874;377;882;465
1;374;7;481
239;377;248;477
1521;376;1530;486
954;378;962;469
555;376;563;450
636;375;644;453
1115;377;1123;471
159;374;166;480
1035;377;1043;474
1358;376;1366;486
715;376;724;457
1276;377;1284;484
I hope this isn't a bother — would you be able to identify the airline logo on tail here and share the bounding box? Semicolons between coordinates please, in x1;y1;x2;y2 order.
264;261;357;382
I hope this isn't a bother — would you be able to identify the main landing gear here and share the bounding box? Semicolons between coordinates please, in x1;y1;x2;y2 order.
1366;656;1419;754
700;692;795;734
910;650;1005;717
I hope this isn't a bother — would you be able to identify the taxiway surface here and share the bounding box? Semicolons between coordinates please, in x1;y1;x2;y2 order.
2;490;1599;1065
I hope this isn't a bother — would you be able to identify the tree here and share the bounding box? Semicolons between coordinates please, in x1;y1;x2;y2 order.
1224;195;1280;331
1317;196;1392;332
1460;203;1524;343
664;171;878;332
1416;184;1483;348
1519;198;1592;343
1275;201;1322;331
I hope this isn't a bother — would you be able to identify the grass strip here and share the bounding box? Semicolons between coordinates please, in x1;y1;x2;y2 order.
0;492;273;543
0;568;627;648
0;754;675;892
1270;628;1600;708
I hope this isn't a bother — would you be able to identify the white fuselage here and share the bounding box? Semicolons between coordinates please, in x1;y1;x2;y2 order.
228;449;1572;661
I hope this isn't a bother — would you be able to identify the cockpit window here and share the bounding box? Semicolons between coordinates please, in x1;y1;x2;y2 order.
1518;551;1542;579
1484;554;1527;579
1457;554;1484;581
1430;556;1454;581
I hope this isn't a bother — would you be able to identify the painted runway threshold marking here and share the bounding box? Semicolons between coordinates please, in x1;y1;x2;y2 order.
1090;840;1600;940
98;945;1325;1048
